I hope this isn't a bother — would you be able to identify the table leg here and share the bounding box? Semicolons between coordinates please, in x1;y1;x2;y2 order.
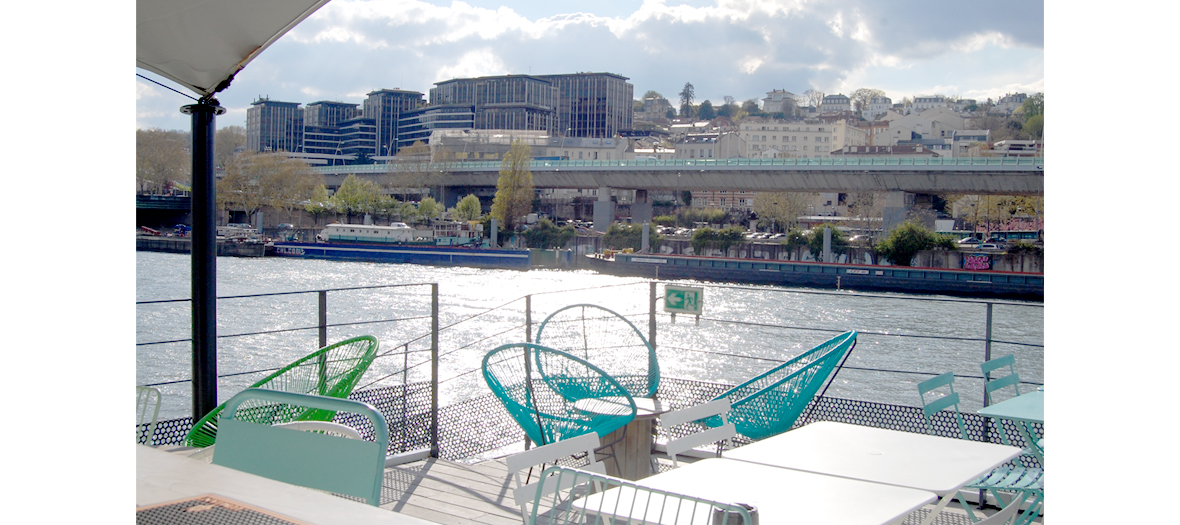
598;418;653;481
918;492;957;525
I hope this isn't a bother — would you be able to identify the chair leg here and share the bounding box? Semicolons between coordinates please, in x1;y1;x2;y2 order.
593;425;627;477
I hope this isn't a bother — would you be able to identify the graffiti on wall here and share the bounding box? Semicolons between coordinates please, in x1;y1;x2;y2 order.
963;253;992;271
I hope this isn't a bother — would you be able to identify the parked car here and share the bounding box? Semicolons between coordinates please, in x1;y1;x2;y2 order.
277;223;295;229
957;237;981;245
979;243;1003;250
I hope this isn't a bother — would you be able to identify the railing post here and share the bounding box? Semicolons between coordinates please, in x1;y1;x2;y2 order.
318;290;328;349
525;294;533;343
649;282;657;354
430;283;440;458
524;294;533;450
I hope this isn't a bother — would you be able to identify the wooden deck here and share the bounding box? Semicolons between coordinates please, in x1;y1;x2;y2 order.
380;457;521;525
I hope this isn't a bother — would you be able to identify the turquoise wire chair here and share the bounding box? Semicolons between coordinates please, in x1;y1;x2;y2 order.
185;335;380;448
707;330;857;441
535;304;659;399
136;386;162;445
917;372;1044;525
212;389;389;506
482;343;637;447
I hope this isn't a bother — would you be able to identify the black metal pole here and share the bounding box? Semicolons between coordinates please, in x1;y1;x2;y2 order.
182;98;225;423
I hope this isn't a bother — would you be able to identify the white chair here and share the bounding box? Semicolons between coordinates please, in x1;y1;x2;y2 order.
660;398;737;469
136;386;162;445
505;433;606;524
527;465;755;525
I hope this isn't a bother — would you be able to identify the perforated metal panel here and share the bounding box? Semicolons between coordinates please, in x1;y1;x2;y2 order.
142;377;1041;469
136;495;310;525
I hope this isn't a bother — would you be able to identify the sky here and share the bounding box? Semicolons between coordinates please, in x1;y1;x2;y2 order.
134;0;1045;131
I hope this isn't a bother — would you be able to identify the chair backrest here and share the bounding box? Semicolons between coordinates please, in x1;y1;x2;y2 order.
505;433;606;523
527;465;755;525
917;372;969;440
136;386;162;445
662;398;736;468
535;304;659;399
981;354;1022;405
211;389;389;506
483;343;637;446
712;331;856;440
186;335;380;447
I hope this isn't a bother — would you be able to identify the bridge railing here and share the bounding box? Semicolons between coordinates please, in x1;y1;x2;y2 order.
314;156;1045;174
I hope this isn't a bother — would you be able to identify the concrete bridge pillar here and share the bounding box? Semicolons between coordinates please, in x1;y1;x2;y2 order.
632;189;653;226
881;191;913;234
593;186;614;232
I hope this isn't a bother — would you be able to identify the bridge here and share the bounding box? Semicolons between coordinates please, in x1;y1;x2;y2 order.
312;156;1045;195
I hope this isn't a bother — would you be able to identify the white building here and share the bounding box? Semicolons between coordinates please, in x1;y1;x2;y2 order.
820;94;851;114
912;95;947;112
740;119;865;158
866;96;892;121
762;89;797;115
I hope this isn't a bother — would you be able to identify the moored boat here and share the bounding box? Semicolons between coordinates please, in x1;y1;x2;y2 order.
270;220;529;269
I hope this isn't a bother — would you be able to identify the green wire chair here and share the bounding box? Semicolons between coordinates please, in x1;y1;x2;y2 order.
535;304;659;399
185;335;379;448
917;372;1044;525
482;343;637;447
981;354;1042;460
708;330;856;441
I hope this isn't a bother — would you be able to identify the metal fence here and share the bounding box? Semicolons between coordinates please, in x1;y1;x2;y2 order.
137;280;1042;468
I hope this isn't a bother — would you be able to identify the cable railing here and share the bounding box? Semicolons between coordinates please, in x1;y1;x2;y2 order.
137;279;1043;460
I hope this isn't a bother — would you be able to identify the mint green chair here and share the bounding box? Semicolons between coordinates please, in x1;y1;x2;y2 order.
535;304;659;399
482;343;637;447
709;331;856;440
136;386;162;445
211;389;388;506
186;335;379;448
917;373;1044;525
981;354;1022;405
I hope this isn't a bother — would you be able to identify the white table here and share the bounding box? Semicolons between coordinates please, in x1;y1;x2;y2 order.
724;421;1021;525
575;458;936;524
137;445;433;525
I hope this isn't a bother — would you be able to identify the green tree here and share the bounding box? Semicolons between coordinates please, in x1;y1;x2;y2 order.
416;196;442;223
258;155;322;222
741;99;764;117
1023;114;1044;139
304;184;334;226
453;194;482;221
679;82;695;119
490;140;535;231
807;223;849;261
691;226;744;255
521;218;576;249
1020;93;1044;118
875;221;953;266
780;229;809;260
602;223;661;252
698;100;716;120
331;174;382;223
642;90;664;100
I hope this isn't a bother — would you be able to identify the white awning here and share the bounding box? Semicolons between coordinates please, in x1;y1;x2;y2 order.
137;0;332;97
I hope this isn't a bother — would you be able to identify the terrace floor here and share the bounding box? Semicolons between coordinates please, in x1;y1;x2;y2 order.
372;453;1041;525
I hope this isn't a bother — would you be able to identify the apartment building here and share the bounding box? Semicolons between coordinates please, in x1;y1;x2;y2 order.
740;119;865;158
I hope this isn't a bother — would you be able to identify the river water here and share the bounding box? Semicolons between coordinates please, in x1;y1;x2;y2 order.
136;251;1044;420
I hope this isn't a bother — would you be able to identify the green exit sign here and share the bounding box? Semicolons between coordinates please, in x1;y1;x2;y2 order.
664;285;704;315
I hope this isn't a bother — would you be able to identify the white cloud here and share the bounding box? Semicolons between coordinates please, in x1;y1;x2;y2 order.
435;49;508;81
134;0;1045;130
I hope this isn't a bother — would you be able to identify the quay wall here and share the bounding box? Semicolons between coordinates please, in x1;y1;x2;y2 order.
136;236;266;257
647;237;1042;273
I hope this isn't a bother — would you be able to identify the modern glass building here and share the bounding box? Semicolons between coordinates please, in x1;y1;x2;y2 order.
246;98;303;152
363;89;425;157
536;73;633;138
429;75;558;134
